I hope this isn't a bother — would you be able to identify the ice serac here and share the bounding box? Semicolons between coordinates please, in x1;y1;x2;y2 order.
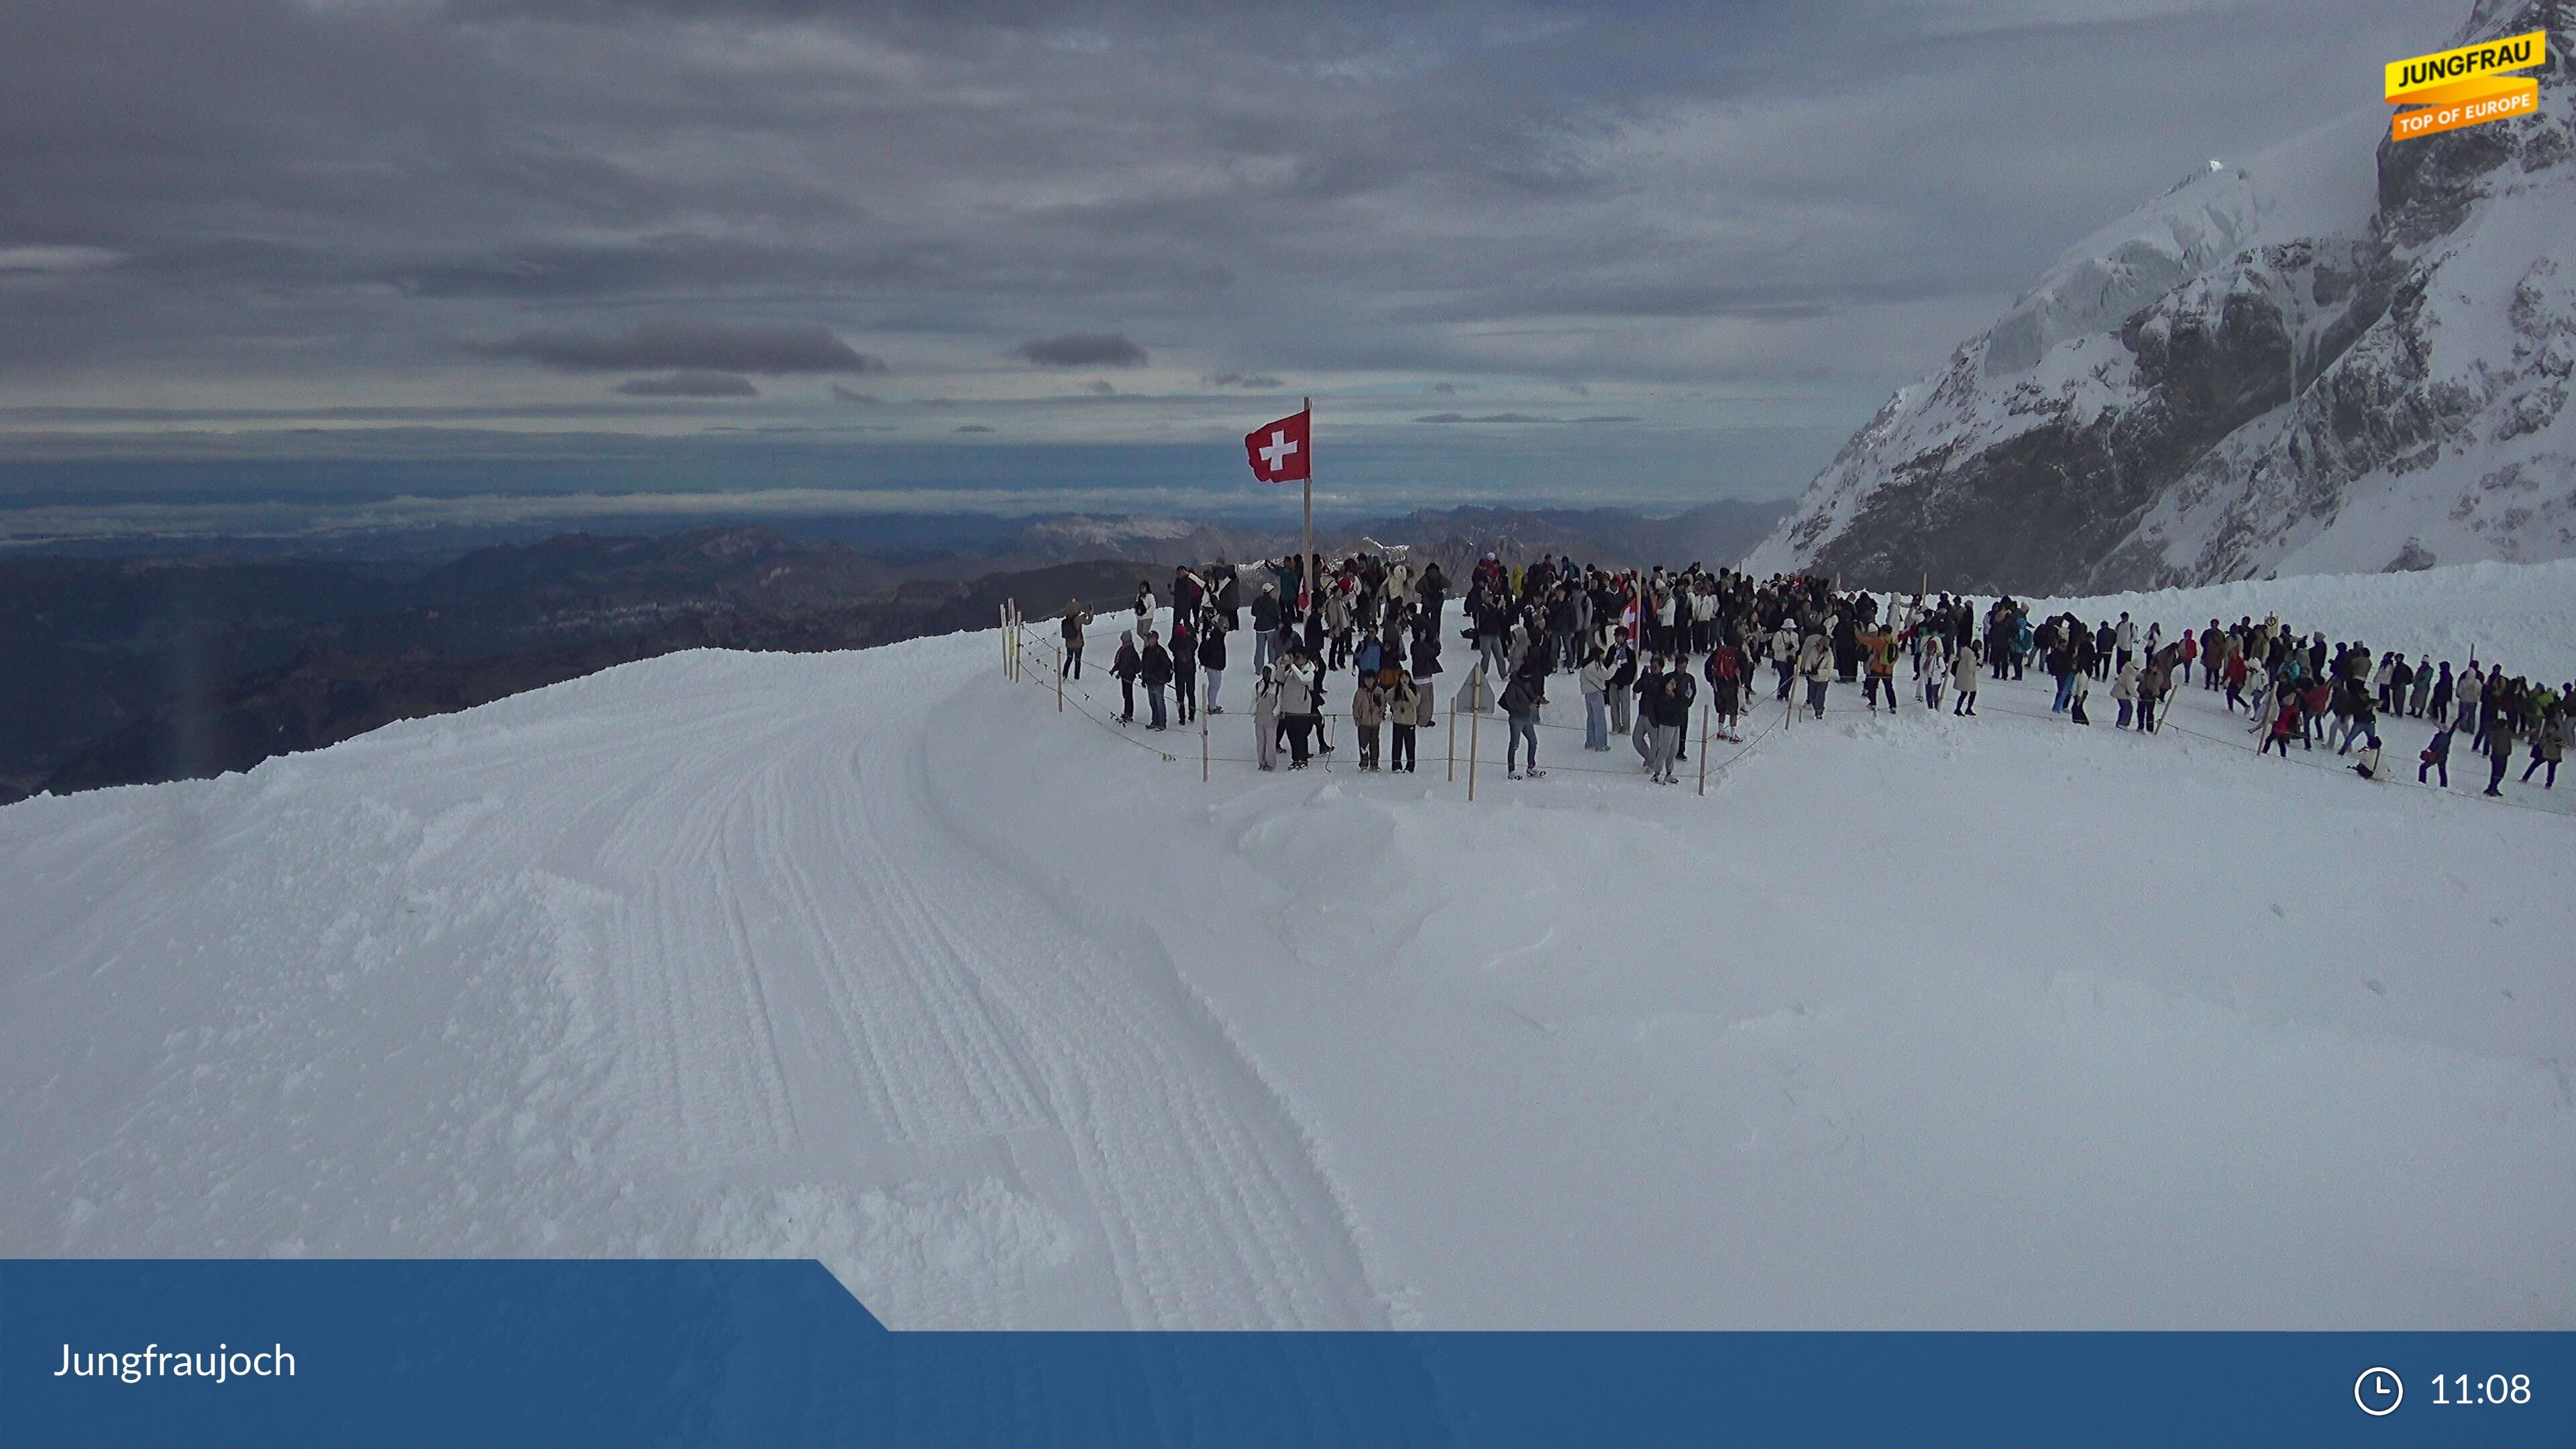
1745;0;2576;594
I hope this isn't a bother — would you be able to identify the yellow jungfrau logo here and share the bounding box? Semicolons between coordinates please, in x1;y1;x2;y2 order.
2386;30;2546;143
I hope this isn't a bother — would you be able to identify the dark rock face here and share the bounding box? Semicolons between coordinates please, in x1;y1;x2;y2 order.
1758;0;2576;594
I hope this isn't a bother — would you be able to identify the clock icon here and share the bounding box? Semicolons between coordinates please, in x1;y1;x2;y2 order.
2355;1366;2404;1416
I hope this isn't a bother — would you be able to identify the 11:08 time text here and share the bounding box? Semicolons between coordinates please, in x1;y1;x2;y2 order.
2430;1374;2531;1405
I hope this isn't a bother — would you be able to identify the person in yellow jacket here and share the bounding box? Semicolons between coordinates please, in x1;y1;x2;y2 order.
1860;627;1900;714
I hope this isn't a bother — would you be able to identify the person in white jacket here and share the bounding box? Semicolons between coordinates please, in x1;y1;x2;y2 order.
1579;647;1612;751
1277;653;1320;767
1920;633;1947;711
1951;637;1981;716
1799;631;1833;720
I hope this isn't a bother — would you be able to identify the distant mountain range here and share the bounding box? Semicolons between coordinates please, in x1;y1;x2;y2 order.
1;497;1791;802
996;498;1794;578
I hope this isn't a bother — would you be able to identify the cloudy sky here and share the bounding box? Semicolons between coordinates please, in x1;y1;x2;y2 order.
0;0;2441;535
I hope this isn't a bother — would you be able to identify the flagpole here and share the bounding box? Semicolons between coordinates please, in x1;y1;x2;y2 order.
1301;395;1314;612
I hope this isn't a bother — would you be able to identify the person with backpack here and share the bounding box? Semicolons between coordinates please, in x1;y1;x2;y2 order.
2112;659;2139;729
1111;630;1142;724
1706;639;1745;742
1059;600;1094;678
2351;735;2384;782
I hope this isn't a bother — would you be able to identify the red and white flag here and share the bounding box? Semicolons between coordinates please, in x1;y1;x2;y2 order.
1243;408;1311;483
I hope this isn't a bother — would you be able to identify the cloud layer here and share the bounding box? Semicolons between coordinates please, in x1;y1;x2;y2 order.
0;0;2444;507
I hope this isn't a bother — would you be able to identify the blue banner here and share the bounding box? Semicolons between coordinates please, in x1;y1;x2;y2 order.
5;1260;2569;1446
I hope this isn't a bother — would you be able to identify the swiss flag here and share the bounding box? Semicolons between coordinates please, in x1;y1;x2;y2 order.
1243;409;1311;483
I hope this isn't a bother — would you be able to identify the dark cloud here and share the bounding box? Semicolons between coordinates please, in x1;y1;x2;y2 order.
613;371;760;398
1011;333;1147;368
1415;412;1556;424
1574;414;1642;424
1082;380;1116;396
1203;372;1284;389
1431;382;1459;396
466;321;885;375
830;384;881;404
954;423;995;433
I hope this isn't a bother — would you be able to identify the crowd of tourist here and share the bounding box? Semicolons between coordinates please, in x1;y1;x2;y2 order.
1051;551;2568;798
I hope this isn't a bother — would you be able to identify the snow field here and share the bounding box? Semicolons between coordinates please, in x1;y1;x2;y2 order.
3;561;2571;1328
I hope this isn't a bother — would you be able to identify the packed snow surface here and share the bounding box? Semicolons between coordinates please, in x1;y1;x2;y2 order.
5;563;2575;1328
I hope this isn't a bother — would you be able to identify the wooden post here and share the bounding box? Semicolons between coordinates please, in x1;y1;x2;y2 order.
1202;708;1210;782
1698;702;1711;796
1466;665;1482;802
1446;694;1456;782
1001;603;1011;678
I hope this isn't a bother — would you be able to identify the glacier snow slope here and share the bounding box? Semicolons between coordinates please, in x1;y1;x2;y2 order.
3;563;2573;1328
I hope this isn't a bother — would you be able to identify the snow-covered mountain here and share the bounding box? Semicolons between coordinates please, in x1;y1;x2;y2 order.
1746;0;2576;593
5;561;2573;1328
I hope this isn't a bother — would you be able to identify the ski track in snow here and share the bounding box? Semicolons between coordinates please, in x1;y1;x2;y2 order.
4;561;2574;1328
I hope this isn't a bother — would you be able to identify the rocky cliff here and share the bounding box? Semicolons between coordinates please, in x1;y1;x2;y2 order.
1745;0;2575;593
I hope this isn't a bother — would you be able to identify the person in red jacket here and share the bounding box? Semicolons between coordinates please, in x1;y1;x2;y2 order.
2262;696;2300;757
